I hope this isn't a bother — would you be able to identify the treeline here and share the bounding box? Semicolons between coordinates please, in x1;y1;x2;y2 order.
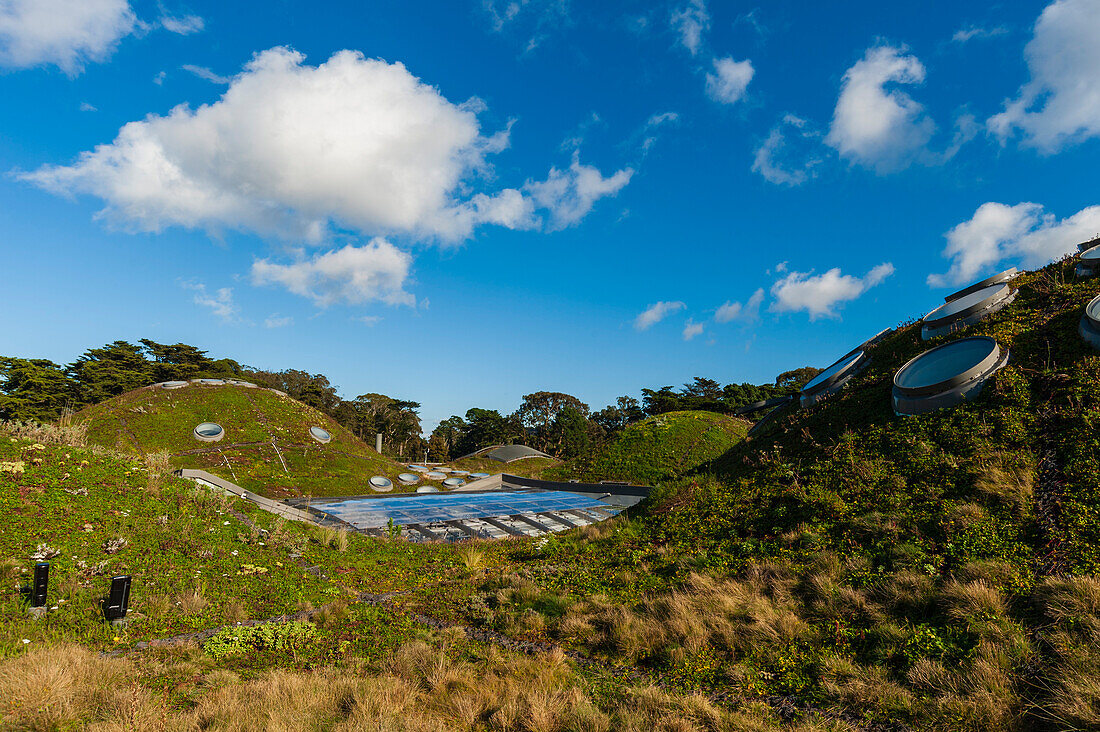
1;339;821;463
424;367;822;462
0;340;427;460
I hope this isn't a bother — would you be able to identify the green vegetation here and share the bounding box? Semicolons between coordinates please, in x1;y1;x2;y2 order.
450;454;560;479
75;382;410;498
547;410;750;485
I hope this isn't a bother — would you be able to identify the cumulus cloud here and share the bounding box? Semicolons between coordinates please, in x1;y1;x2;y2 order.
826;45;935;172
0;0;136;75
525;152;633;230
184;282;239;322
988;0;1100;152
181;64;229;84
634;301;685;331
715;288;764;323
21;47;630;245
704;57;754;105
752;114;823;186
928;202;1100;286
671;0;709;55
251;239;414;308
682;319;704;341
264;314;292;328
770;262;894;320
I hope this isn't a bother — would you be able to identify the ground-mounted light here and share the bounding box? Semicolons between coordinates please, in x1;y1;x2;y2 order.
1080;293;1100;350
308;426;332;444
369;476;393;492
921;283;1016;340
892;336;1009;416
442;477;466;488
944;268;1019;303
102;575;131;623
159;381;188;390
800;348;869;408
397;472;420;485
32;562;49;608
1077;245;1100;278
193;422;225;443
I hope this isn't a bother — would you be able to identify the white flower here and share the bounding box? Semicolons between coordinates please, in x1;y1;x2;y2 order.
21;639;30;644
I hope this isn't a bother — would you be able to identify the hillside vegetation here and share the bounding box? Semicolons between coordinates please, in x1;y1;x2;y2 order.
75;382;410;499
547;410;751;485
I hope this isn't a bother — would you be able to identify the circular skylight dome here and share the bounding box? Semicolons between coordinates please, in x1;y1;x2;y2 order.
442;477;466;488
159;380;188;390
452;470;469;476
469;472;490;479
921;283;1015;340
193;422;225;442
944;268;1019;304
269;389;287;397
416;485;439;493
1080;293;1100;350
892;336;1009;416
308;426;332;444
227;379;257;388
1078;245;1100;277
397;472;420;485
195;378;226;385
800;349;869;407
408;465;429;472
425;471;447;480
369;476;393;492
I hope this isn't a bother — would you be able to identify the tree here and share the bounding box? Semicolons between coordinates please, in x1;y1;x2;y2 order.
429;416;466;461
641;386;680;416
515;392;588;451
248;369;340;413
548;405;591;458
66;341;152;405
592;395;644;434
0;358;73;422
775;366;823;390
454;408;518;457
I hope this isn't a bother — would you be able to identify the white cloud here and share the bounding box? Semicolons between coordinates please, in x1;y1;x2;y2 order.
153;70;165;85
826;45;935;172
525;152;633;230
184;282;239;322
671;0;708;55
715;288;764;323
264;314;292;328
80;102;97;112
928;202;1100;286
752;114;823;186
952;25;1008;43
251;239;415;308
682;319;704;341
637;111;680;155
988;0;1100;152
704;56;754;105
355;315;382;326
160;13;203;35
770;262;894;320
181;64;229;84
0;0;136;75
634;301;685;331
22;47;630;245
481;0;569;52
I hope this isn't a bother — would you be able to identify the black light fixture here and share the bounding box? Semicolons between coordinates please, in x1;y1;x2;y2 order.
103;575;131;622
31;562;49;607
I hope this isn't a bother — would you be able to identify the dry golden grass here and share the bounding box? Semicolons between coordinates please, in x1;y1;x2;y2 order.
1;420;88;447
144;450;171;496
0;641;812;731
176;584;208;615
458;543;486;572
973;453;1034;511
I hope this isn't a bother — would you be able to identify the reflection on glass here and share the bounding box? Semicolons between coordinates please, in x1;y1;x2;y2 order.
896;339;996;390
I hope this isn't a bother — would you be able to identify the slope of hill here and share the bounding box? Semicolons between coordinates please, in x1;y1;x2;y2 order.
75;381;410;499
547;410;751;485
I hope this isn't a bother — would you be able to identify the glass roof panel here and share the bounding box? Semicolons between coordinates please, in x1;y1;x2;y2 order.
896;338;996;390
924;284;1007;322
802;350;864;393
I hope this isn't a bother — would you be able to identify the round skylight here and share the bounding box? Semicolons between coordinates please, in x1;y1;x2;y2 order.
369;476;393;492
193;422;225;442
408;465;429;472
1080;293;1100;350
269;389;287;397
159;381;188;390
195;379;226;385
944;268;1019;304
308;426;332;444
893;336;1009;416
425;471;447;480
452;470;469;476
1078;245;1100;277
800;349;868;407
469;472;490;479
921;283;1015;340
442;477;466;488
397;472;420;484
416;485;439;493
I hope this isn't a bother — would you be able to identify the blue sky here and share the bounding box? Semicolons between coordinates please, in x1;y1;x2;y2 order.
2;0;1099;432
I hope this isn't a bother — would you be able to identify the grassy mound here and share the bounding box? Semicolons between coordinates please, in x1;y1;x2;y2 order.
547;410;750;485
75;382;409;499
